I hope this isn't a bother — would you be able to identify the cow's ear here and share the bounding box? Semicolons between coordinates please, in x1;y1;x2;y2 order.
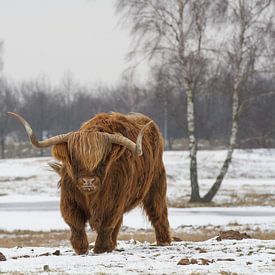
51;144;74;179
49;162;62;176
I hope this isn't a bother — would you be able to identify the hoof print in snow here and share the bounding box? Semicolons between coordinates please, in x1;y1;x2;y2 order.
53;250;60;256
0;252;6;261
11;255;30;260
115;248;125;252
216;230;251;241
39;252;50;257
217;258;235;262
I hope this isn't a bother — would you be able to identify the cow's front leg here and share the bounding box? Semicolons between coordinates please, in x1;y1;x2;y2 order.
94;226;115;254
93;188;125;253
61;196;89;255
93;213;124;254
69;225;89;255
94;215;123;253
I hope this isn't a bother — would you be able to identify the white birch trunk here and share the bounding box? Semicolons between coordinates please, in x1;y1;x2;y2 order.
202;78;240;202
201;1;245;202
186;87;200;202
177;0;201;202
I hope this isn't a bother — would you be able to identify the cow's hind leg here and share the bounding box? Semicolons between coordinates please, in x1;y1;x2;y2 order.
143;165;171;245
61;197;89;255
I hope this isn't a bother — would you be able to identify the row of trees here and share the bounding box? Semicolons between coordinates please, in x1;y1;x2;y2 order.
0;69;274;158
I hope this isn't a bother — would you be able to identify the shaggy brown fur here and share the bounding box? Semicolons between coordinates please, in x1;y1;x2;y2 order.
50;112;171;254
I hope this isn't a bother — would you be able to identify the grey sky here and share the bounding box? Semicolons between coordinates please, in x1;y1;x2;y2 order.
0;0;131;85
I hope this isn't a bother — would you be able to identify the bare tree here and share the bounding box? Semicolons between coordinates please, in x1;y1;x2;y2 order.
116;0;275;202
116;0;224;202
0;79;19;158
0;42;20;158
202;0;275;202
148;65;183;149
19;79;55;156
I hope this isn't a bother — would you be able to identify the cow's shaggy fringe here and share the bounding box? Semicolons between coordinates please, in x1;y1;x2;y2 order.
69;131;111;172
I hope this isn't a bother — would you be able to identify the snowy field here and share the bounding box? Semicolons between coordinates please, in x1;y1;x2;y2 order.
1;149;275;274
1;202;275;232
2;238;275;274
1;148;275;206
164;149;275;206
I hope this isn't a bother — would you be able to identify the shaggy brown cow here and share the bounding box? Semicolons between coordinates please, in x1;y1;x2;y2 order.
9;112;171;254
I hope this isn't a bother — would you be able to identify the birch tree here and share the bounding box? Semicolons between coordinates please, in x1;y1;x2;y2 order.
202;0;275;202
116;0;275;203
116;0;224;202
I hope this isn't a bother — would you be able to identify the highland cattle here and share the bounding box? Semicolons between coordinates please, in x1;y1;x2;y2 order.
8;111;171;254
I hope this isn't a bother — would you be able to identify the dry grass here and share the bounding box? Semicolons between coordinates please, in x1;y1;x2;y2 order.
0;229;214;248
169;192;275;208
1;228;275;248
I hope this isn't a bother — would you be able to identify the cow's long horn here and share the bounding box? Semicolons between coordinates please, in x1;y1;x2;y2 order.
104;121;153;156
7;112;71;148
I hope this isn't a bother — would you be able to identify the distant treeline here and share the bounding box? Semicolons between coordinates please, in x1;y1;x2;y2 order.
0;72;274;158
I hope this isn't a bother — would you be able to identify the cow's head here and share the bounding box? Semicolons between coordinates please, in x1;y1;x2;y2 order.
8;112;152;194
48;161;101;194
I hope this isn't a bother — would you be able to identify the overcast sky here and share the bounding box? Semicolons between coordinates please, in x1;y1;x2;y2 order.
0;0;132;86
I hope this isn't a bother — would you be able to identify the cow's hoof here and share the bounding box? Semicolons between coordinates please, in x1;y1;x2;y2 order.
74;247;89;255
72;241;89;255
93;245;114;254
157;241;171;246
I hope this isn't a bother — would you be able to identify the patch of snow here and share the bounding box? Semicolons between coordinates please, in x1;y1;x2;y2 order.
0;157;59;197
1;149;275;206
1;239;275;274
0;195;59;203
0;211;67;231
1;206;275;232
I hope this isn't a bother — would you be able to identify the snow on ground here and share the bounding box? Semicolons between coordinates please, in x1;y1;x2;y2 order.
0;149;275;274
1;238;275;274
1;205;275;232
0;194;59;203
164;149;275;205
0;157;59;197
1;149;275;205
1;149;275;233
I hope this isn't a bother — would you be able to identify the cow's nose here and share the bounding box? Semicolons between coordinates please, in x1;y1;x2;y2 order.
83;178;95;186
